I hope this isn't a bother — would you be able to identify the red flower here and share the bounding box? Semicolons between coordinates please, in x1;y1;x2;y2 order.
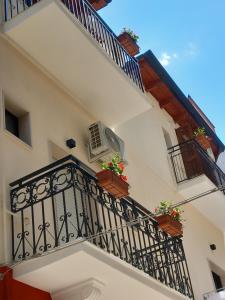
118;162;125;171
108;162;113;167
171;210;179;218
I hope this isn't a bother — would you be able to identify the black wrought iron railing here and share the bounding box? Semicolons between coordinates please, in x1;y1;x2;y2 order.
10;155;194;298
3;0;144;92
169;140;225;191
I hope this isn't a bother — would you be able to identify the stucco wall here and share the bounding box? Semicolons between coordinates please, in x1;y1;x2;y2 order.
0;35;99;264
115;96;179;209
0;34;225;300
183;204;225;299
115;97;225;298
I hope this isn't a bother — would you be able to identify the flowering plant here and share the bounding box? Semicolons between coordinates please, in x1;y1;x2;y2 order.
121;28;139;42
155;201;183;222
101;153;128;182
193;127;206;137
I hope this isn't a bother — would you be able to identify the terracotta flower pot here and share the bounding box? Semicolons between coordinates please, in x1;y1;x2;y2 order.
88;0;111;10
96;170;129;199
156;214;183;237
117;32;140;57
195;135;211;150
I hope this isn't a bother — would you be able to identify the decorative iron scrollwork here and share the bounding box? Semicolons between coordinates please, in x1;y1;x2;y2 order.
11;157;194;299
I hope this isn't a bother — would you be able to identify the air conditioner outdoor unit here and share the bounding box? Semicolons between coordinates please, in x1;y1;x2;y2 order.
88;121;125;163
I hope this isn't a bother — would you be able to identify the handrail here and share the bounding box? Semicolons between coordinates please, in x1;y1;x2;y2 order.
10;155;155;220
169;139;225;178
10;155;96;187
169;139;225;189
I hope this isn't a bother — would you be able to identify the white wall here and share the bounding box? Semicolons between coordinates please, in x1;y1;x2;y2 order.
0;34;101;264
115;95;179;210
0;33;225;300
115;96;225;299
183;204;225;299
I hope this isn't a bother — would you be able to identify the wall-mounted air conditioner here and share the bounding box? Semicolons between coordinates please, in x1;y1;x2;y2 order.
88;121;125;163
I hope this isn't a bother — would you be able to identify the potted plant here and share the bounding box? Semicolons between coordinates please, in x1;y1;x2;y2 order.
96;153;129;199
193;127;211;150
155;201;183;237
88;0;112;10
117;28;140;57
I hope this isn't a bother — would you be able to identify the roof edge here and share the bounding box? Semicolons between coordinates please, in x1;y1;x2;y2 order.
138;50;225;153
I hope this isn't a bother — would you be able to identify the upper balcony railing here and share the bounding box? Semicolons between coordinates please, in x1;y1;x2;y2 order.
10;155;194;298
3;0;144;92
168;140;225;191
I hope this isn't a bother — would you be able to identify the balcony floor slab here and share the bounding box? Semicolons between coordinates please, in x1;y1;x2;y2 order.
13;240;190;300
2;0;150;127
178;175;225;231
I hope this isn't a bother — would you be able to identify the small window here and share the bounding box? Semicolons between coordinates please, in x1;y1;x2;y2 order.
209;262;225;293
4;97;31;146
163;128;172;149
212;271;223;292
5;109;19;137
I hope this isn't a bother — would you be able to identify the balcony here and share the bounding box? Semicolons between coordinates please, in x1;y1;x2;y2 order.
10;155;193;299
169;140;225;230
1;0;149;126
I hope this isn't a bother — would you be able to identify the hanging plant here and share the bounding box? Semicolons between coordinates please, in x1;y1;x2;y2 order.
120;28;139;43
88;0;112;10
117;28;140;57
155;201;183;237
193;127;211;150
96;153;129;199
193;126;206;137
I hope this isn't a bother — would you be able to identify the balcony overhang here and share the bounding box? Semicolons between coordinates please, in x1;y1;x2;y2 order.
178;175;225;231
138;51;225;157
2;0;150;127
13;241;190;300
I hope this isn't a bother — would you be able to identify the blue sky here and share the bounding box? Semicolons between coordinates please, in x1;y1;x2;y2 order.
99;0;225;143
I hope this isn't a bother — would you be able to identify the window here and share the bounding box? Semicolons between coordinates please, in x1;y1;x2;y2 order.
5;109;19;137
209;262;225;293
212;271;223;292
4;97;31;146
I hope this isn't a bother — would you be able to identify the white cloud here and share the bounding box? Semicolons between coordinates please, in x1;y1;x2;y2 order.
185;42;199;57
159;52;177;66
158;43;198;67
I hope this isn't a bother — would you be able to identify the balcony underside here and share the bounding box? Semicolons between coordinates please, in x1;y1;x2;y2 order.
13;241;188;300
178;175;225;231
2;0;150;126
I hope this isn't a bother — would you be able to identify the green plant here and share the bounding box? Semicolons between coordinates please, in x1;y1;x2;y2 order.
193;127;206;137
101;153;127;182
121;28;139;42
155;201;183;222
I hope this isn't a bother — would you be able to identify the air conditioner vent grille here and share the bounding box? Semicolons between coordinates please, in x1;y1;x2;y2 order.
89;123;102;149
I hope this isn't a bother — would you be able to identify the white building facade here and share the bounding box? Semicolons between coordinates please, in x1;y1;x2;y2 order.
0;1;225;300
